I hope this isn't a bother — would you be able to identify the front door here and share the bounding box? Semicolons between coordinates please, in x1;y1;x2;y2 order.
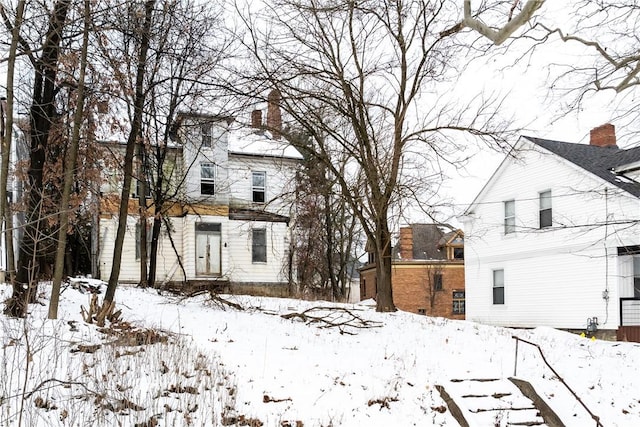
195;223;221;276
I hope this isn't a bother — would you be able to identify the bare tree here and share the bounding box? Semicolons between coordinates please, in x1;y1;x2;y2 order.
139;0;231;289
294;136;362;301
48;0;91;319
0;0;25;294
97;0;155;324
451;1;640;133
3;0;73;317
235;0;509;312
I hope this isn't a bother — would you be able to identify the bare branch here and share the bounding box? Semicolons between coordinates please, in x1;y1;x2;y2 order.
461;0;545;45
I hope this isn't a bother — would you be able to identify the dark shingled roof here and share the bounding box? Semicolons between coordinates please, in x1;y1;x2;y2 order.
525;136;640;198
393;223;459;260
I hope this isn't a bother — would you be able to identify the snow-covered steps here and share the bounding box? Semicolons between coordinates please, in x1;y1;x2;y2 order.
436;378;564;427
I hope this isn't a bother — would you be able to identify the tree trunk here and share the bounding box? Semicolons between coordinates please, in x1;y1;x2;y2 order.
0;0;24;295
49;0;90;319
375;218;395;312
102;0;155;314
147;212;162;287
137;143;148;288
7;0;71;317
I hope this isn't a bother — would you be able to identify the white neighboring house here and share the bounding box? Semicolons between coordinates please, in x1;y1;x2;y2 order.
462;124;640;337
97;101;303;296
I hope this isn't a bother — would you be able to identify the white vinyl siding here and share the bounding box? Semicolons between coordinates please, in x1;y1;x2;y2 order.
464;137;640;329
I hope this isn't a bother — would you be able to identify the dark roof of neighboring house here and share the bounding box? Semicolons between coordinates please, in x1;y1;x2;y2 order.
412;224;447;260
393;223;460;260
525;136;640;198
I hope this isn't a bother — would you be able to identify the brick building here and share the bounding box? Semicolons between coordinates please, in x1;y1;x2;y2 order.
360;224;465;319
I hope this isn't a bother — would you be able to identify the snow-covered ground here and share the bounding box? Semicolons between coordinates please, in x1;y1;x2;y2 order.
1;280;639;426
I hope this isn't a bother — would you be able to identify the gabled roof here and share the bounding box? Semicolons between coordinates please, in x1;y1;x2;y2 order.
524;136;640;198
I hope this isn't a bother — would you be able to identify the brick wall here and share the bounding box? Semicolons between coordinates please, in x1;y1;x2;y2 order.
359;261;465;319
360;266;377;301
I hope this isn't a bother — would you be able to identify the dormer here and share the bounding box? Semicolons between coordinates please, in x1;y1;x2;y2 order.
438;230;464;261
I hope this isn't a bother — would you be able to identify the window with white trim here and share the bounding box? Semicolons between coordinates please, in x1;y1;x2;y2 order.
201;123;212;147
252;228;267;263
252;171;266;203
200;163;216;195
539;190;552;228
493;269;504;305
504;200;515;234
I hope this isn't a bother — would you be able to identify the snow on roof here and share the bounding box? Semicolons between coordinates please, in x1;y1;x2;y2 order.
227;127;303;160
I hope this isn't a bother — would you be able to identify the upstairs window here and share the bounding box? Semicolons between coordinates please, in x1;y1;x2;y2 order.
201;123;212;148
135;178;151;199
200;163;216;195
504;200;515;234
252;229;267;263
493;269;505;305
433;272;443;291
539;190;552;228
252;171;266;203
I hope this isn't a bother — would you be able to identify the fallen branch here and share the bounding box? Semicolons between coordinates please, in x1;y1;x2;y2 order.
280;306;383;334
178;289;244;311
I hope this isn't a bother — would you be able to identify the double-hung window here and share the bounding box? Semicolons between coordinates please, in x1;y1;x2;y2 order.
201;123;212;148
252;171;266;203
539;190;552;228
252;229;267;263
200;163;216;195
504;200;515;234
493;269;505;305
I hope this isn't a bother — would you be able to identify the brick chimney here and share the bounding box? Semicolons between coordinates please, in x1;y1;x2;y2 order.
590;123;617;148
267;89;282;139
251;109;262;129
399;226;413;260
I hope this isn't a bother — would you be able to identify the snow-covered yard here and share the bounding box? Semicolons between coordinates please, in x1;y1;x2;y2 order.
1;281;639;426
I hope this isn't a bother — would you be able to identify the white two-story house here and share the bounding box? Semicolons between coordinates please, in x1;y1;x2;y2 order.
462;124;640;340
97;95;302;296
